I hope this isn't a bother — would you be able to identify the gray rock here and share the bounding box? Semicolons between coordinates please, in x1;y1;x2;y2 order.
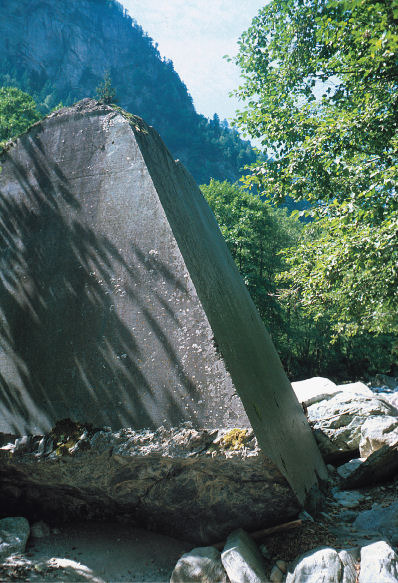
336;458;364;480
339;548;359;583
359;540;398;583
332;489;365;509
170;546;228;583
354;502;398;545
291;377;339;407
270;565;284;582
359;416;398;457
286;546;343;583
221;529;268;583
0;99;326;509
0;517;30;561
0;425;300;545
308;393;396;453
276;560;287;574
342;443;398;489
335;382;374;398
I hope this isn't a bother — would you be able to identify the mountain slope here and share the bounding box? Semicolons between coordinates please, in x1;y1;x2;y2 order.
0;0;256;183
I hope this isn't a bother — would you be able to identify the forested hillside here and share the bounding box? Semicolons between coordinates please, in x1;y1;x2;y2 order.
0;0;256;184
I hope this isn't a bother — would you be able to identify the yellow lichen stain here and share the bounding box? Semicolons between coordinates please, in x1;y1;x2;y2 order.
221;428;249;450
50;419;93;457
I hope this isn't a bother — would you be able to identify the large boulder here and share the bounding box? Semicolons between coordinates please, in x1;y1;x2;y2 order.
0;99;326;510
0;425;300;544
359;416;398;458
291;377;340;407
308;392;396;454
359;541;398;583
286;547;343;583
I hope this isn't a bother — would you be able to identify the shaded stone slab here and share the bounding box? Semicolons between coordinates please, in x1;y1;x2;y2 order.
342;442;398;489
0;99;326;504
0;426;300;544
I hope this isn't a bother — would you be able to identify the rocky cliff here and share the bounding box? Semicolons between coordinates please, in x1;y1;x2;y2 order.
0;0;257;184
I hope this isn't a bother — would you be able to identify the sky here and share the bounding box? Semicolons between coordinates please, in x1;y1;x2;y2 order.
121;0;266;123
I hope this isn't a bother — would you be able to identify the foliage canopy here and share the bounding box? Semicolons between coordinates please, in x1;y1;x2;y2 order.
233;0;398;336
0;86;41;143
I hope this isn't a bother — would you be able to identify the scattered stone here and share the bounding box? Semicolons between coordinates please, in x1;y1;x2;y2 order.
270;565;284;582
0;517;30;561
336;458;364;480
170;546;228;583
276;559;287;573
221;529;268;583
332;489;365;509
354;502;398;545
30;521;51;538
339;548;359;583
342;442;398;489
291;377;339;407
359;416;398;458
359;540;398;583
286;546;343;583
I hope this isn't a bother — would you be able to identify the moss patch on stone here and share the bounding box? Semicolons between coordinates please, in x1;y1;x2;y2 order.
221;428;249;450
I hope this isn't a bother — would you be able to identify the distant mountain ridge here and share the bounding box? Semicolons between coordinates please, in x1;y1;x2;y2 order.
0;0;257;183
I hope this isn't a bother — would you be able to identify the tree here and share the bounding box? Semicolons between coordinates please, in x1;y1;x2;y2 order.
0;86;41;143
232;0;398;336
96;71;117;104
201;179;301;330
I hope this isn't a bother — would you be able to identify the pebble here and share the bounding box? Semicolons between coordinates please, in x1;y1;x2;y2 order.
270;565;284;582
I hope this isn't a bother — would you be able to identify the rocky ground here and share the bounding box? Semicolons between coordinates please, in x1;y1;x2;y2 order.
0;374;397;582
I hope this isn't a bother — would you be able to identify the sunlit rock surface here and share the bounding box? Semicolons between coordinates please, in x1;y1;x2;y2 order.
0;100;326;507
0;425;300;544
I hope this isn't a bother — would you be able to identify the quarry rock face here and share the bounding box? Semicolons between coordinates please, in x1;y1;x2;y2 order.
0;100;326;512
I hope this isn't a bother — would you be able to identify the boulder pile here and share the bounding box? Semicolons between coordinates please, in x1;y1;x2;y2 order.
0;375;397;582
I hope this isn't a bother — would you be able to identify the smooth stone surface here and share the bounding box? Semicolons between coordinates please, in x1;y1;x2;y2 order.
359;540;398;583
170;546;228;583
286;546;343;583
359;416;398;458
0;517;30;561
337;459;364;480
308;393;396;453
0;99;326;506
354;502;398;545
339;548;359;583
291;377;339;407
332;490;364;509
335;382;374;398
221;529;268;583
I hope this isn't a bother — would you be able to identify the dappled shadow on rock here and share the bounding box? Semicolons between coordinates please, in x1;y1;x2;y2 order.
0;129;204;433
